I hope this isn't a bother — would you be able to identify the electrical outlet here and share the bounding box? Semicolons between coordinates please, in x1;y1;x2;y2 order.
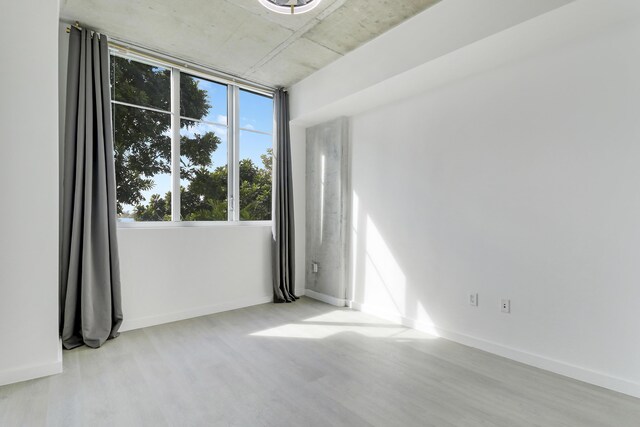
469;293;478;307
312;262;319;273
501;299;510;313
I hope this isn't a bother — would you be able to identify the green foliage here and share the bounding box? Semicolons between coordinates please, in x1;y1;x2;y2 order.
134;193;171;221
239;150;272;221
181;165;228;221
112;56;271;222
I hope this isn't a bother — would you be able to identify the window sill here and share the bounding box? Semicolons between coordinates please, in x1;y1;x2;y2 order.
117;220;272;229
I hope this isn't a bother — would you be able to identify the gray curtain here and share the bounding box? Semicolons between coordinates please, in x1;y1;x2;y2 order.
272;89;298;303
60;28;123;349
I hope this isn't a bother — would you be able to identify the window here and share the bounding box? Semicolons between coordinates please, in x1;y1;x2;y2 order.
179;74;229;221
111;57;172;221
239;90;274;221
110;53;273;223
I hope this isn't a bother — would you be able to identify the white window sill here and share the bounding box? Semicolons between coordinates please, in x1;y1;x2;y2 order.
117;220;272;229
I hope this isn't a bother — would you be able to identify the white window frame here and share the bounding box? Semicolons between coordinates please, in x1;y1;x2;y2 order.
110;49;275;228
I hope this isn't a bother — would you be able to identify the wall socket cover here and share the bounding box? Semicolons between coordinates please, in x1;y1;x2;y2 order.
469;293;478;306
501;299;510;313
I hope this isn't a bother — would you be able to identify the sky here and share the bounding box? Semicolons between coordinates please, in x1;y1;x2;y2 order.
119;73;274;213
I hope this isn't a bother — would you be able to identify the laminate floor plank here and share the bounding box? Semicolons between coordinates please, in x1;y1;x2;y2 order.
1;297;638;426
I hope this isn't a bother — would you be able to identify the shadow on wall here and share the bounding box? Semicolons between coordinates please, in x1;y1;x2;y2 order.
350;191;439;336
306;117;439;334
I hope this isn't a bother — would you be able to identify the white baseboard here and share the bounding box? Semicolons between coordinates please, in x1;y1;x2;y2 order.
0;341;63;387
120;295;273;332
304;289;347;307
349;300;640;399
436;327;640;399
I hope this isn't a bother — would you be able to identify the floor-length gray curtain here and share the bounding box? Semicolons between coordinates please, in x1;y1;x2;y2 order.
60;27;123;349
272;89;298;303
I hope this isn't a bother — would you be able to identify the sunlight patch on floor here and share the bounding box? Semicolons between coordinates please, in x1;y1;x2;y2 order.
250;309;439;340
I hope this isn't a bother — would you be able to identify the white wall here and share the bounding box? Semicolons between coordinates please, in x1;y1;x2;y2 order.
0;0;62;385
350;14;640;397
118;226;273;330
292;0;640;398
290;0;573;126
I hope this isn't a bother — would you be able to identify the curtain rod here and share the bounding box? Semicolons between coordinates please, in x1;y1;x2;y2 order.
65;21;82;33
61;19;278;94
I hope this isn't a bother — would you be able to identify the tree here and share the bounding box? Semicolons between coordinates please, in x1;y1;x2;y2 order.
134;193;170;222
112;56;272;221
239;149;272;221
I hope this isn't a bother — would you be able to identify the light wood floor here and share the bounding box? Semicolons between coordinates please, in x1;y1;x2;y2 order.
1;298;639;426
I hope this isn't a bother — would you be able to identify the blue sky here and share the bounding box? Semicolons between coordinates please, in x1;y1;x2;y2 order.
182;76;273;169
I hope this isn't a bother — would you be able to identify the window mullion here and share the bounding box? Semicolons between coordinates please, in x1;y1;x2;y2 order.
228;85;240;221
227;85;234;221
234;86;241;221
170;68;181;221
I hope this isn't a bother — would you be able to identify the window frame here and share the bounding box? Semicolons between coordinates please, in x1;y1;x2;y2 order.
109;49;275;228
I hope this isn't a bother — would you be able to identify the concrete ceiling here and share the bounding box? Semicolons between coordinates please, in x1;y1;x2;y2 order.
59;0;441;88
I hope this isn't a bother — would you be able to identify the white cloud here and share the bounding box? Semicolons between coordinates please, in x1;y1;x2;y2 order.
181;121;227;141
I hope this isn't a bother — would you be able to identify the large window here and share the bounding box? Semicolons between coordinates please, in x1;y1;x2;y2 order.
110;53;273;223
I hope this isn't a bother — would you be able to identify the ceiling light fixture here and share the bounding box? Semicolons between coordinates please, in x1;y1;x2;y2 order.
258;0;322;15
